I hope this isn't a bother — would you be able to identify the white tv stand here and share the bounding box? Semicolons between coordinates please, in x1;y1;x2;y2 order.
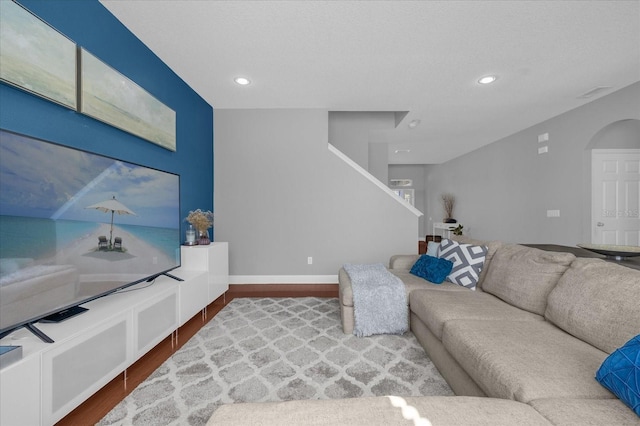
0;242;228;426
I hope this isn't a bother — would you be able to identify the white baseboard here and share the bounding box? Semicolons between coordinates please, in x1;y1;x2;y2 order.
229;275;338;284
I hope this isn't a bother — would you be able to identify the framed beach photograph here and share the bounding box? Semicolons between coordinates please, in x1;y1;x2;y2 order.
80;48;177;151
0;0;77;109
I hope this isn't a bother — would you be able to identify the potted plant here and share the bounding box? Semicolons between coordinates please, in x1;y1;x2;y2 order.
185;209;214;245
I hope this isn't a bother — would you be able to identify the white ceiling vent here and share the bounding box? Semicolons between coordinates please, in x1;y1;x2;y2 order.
390;179;413;187
578;86;613;99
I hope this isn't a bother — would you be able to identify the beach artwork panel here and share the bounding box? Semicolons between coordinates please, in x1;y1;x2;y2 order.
80;49;176;151
0;0;77;109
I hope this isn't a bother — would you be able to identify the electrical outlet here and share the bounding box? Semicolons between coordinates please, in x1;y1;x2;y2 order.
307;257;313;265
547;210;560;217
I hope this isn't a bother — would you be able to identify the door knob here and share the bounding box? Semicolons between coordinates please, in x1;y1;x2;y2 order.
596;222;604;227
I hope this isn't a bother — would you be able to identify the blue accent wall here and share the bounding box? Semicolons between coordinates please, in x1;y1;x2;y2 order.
0;0;214;239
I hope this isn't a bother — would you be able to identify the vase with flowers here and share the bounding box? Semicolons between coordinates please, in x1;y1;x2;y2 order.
185;209;214;245
441;193;457;223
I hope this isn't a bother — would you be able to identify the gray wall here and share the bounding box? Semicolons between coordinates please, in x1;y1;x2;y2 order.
214;109;418;279
425;82;640;245
328;111;396;174
368;142;389;184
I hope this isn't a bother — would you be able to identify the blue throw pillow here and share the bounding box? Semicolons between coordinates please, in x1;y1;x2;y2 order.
410;255;454;284
595;334;640;416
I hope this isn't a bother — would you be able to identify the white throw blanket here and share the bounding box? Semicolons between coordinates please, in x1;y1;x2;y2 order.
343;263;408;337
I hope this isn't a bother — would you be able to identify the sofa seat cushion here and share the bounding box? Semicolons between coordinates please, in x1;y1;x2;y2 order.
409;289;542;340
392;270;468;292
442;319;614;403
339;267;467;307
530;398;640;426
545;257;640;354
481;244;575;315
207;396;553;426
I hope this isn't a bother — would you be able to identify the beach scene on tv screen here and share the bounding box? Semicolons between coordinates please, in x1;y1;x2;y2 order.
0;130;180;329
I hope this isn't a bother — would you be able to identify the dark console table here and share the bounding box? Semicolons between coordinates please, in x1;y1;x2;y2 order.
522;244;640;271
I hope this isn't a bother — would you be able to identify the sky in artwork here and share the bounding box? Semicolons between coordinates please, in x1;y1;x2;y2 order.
0;0;76;108
0;131;179;229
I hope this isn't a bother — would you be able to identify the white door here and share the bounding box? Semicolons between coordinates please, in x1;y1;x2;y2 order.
591;149;640;245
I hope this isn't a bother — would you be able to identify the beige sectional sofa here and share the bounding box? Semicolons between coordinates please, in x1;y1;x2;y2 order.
209;238;640;425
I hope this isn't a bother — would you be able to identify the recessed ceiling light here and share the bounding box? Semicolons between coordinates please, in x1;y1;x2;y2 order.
408;119;421;129
478;75;497;85
234;77;251;85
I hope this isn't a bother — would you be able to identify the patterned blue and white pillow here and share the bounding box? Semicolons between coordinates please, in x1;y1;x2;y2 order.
437;239;488;291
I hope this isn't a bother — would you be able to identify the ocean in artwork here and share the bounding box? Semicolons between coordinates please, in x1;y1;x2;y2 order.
0;216;179;266
116;223;180;261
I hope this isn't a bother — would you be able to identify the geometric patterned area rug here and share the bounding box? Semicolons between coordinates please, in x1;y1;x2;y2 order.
98;297;453;426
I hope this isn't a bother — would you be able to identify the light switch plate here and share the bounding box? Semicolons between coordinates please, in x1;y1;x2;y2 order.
538;133;549;143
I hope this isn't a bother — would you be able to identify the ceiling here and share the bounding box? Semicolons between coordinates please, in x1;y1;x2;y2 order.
100;1;640;165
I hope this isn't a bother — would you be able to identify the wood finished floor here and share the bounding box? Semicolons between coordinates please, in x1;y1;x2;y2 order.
56;284;338;426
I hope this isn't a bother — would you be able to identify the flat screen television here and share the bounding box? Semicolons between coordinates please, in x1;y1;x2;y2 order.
0;129;181;342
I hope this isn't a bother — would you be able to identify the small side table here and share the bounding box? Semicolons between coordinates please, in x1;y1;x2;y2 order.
433;222;459;239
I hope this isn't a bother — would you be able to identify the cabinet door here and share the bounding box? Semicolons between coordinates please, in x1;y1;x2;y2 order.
179;272;208;326
42;313;130;425
180;243;229;303
208;242;229;302
0;353;41;426
134;288;178;360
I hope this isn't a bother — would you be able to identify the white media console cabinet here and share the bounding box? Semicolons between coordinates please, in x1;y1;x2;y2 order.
0;242;228;426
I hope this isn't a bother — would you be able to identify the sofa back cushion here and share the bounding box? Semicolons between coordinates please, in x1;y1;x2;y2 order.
451;236;503;290
545;258;640;354
482;244;575;315
389;255;420;270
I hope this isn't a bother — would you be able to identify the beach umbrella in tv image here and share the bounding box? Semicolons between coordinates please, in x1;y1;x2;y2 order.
85;196;136;248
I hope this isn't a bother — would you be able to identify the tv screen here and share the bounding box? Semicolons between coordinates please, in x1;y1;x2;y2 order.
0;129;181;340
